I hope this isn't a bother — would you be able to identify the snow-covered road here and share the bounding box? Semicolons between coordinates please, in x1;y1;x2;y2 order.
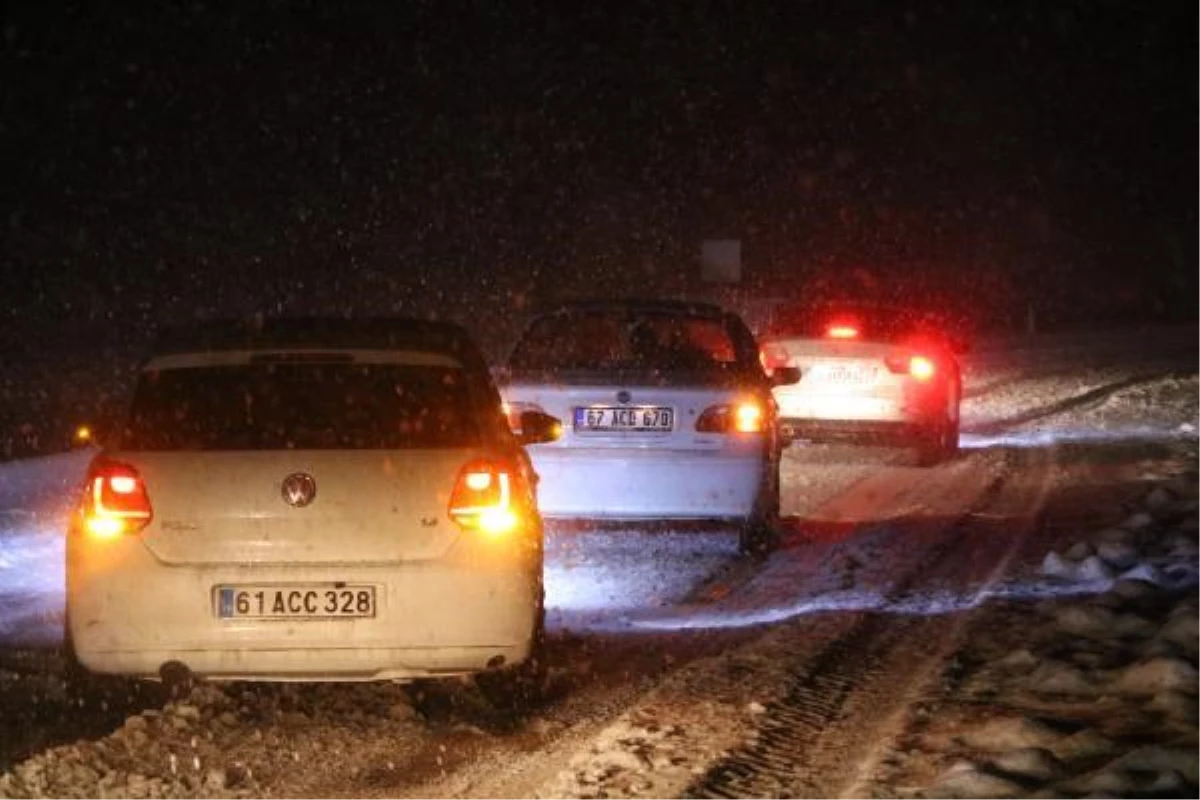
0;323;1195;798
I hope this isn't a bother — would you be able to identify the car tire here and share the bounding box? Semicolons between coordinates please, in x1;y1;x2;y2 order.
917;377;961;467
62;615;159;711
738;456;781;557
475;587;547;712
917;417;959;466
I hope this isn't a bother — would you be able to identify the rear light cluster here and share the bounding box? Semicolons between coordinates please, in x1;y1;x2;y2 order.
695;400;767;434
448;458;530;536
759;342;790;371
78;459;153;538
885;353;937;382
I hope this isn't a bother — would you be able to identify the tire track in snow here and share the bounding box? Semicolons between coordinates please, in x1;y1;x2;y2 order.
965;371;1187;436
683;447;1055;798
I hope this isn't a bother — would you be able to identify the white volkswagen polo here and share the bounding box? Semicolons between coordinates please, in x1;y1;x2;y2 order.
496;300;799;553
65;318;558;685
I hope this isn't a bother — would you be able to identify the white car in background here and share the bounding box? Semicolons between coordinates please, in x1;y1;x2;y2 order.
758;303;965;465
496;299;799;554
66;318;559;687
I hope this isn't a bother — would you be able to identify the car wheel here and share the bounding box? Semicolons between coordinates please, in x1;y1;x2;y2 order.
475;587;547;712
917;417;959;466
738;456;781;557
917;382;961;467
62;615;159;711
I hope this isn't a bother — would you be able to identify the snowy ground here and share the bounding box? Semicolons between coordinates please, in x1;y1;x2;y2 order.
0;323;1195;798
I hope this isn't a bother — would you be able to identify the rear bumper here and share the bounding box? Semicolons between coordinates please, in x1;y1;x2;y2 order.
781;417;935;445
66;527;542;681
529;447;764;520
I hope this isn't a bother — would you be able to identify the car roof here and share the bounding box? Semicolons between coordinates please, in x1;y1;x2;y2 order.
531;298;729;319
150;317;484;363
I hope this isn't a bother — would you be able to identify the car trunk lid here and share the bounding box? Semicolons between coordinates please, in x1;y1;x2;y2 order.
121;450;473;566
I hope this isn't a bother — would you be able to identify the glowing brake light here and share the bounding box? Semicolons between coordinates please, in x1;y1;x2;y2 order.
909;355;936;381
696;400;767;434
79;460;153;538
885;353;937;382
826;324;859;339
448;459;526;536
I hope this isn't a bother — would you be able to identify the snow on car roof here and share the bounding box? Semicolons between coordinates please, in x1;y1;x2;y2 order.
150;317;483;362
533;298;729;319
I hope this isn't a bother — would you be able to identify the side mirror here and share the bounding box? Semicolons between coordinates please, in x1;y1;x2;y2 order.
770;366;802;387
516;410;563;446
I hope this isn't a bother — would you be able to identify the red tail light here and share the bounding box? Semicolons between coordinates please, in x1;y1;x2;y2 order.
448;459;527;536
695;400;767;434
909;355;936;381
79;459;153;538
759;342;790;371
885;353;937;382
826;324;859;339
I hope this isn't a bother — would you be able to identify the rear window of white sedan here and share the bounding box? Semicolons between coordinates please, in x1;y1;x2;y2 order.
121;362;480;450
509;310;745;373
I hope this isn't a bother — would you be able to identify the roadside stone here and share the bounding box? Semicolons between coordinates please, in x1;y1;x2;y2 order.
1093;527;1136;546
1120;510;1155;531
203;767;227;792
1028;660;1098;696
1143;485;1179;513
1147;690;1199;723
1095;541;1139;570
988;747;1065;781
1112;656;1199;697
169;703;202;722
1107;577;1161;601
1075;555;1116;582
1054;604;1106;631
1107;745;1199;785
1064;541;1095;561
1040;551;1073;579
996;648;1039;673
387;702;418;722
928;763;1027;799
1160;611;1199;652
961;716;1064;752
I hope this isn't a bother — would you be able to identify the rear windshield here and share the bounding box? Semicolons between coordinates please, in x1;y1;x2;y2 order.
121;363;481;450
509;310;752;374
763;305;954;343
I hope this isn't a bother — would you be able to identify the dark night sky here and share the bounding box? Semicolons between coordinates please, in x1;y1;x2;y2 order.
1;0;1196;357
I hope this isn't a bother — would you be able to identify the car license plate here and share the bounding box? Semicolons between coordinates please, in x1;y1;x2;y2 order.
574;405;674;432
815;363;878;385
216;585;376;619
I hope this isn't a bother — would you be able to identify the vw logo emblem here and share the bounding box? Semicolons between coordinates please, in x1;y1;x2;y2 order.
281;472;317;508
616;390;632;404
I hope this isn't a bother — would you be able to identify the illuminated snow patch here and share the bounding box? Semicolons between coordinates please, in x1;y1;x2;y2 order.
961;426;1197;450
544;528;738;613
618;578;1122;632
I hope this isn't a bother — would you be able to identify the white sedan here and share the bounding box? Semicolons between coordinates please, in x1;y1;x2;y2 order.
66;318;558;685
759;303;964;465
497;299;799;554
